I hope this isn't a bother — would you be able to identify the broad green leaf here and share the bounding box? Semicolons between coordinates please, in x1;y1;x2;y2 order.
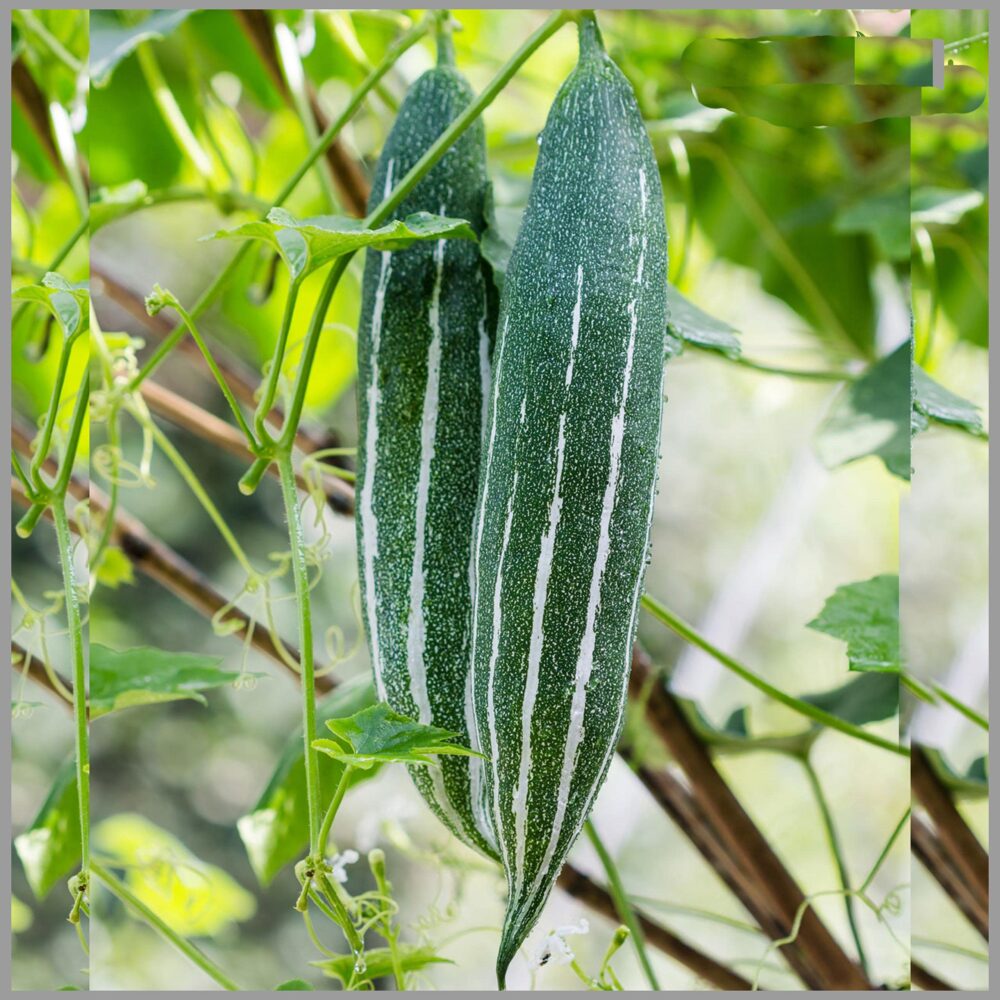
238;677;377;886
205;208;477;282
90;9;194;88
912;366;986;438
666;284;742;358
90;643;251;719
275;980;313;991
681;700;814;756
801;672;900;726
94;813;256;937
11;896;33;933
808;575;900;673
11;273;90;341
911;187;985;227
313;945;451;988
14;759;81;899
314;702;483;771
814;342;911;480
834;189;909;261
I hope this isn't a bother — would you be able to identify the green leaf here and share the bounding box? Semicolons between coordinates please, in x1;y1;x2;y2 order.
834;189;910;261
814;342;911;480
808;575;900;673
681;700;814;756
275;981;313;991
237;678;378;886
90;643;251;719
90;9;194;88
205;208;477;282
89;180;150;231
94;546;135;589
801;672;900;726
666;284;742;358
921;747;988;800
11;273;90;341
14;758;81;899
11;896;33;933
912;365;986;438
95;813;256;936
911;187;985;227
312;945;451;988
314;702;483;771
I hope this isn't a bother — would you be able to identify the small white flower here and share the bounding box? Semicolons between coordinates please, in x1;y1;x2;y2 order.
328;849;359;884
532;918;590;969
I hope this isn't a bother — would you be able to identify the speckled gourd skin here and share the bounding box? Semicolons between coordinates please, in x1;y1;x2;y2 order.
355;60;498;861
470;19;667;984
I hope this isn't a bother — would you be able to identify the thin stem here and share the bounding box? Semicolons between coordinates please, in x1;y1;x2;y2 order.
316;766;352;859
801;758;868;976
29;336;74;489
315;870;363;953
90;186;270;233
143;417;255;576
729;355;859;382
91;862;242;990
584;820;660;989
277;10;572;448
166;301;258;448
278;452;321;855
859;807;910;895
933;683;989;731
52;501;89;872
254;281;300;442
14;10;83;73
126;17;432;393
135;41;215;184
11;452;35;497
640;594;908;757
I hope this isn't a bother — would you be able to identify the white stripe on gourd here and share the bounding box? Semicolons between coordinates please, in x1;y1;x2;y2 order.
470;16;667;986
355;55;498;861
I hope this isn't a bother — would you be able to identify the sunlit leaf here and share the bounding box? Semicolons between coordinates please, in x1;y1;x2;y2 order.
808;575;900;673
313;945;451;988
238;677;378;886
313;702;482;771
275;980;313;991
94;546;136;589
90;643;252;719
11;896;33;933
205;208;477;282
95;813;256;937
814;342;911;480
90;9;194;88
14;758;81;899
912;365;986;438
11;273;90;341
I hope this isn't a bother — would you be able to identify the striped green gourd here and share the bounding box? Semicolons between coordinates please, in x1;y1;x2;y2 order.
470;16;667;984
355;35;498;861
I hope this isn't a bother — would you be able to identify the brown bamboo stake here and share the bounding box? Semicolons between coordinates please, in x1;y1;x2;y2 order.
912;813;989;941
910;960;956;991
628;648;872;990
232;9;370;216
912;746;989;928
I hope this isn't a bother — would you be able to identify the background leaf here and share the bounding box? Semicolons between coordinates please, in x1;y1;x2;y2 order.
912;365;986;438
313;946;451;988
90;9;194;88
237;677;377;886
90;643;249;719
13;758;81;900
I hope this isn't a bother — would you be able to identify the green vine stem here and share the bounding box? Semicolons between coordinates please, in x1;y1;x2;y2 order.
254;280;301;443
801;758;868;976
50;374;91;885
316;765;353;858
640;594;908;757
126;16;433;395
583;820;660;989
277;452;321;854
91;862;242;991
28;334;78;491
